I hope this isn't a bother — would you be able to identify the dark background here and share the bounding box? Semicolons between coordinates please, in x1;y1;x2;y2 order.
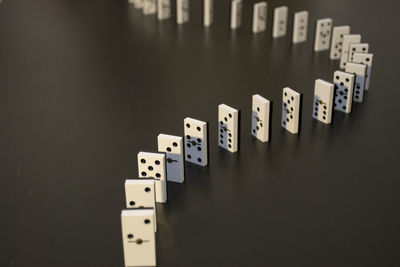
1;0;400;266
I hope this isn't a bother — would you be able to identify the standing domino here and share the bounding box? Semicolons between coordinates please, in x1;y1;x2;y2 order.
184;117;208;166
230;0;242;30
204;0;214;27
313;79;334;124
143;0;157;15
348;43;369;62
282;88;301;134
157;0;171;20
292;11;309;44
340;34;361;69
333;71;355;113
252;94;270;142
345;62;367;102
272;6;288;38
252;2;267;33
351;52;374;90
177;0;189;24
330;25;351;60
130;0;143;9
157;134;184;183
125;179;157;232
314;18;332;52
218;104;239;153
137;152;167;203
121;209;156;267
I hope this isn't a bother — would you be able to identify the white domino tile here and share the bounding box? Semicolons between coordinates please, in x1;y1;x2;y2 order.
203;0;214;27
121;209;156;267
345;62;367;103
184;117;208;166
157;134;184;183
230;0;242;30
143;0;157;15
330;25;350;60
125;179;157;232
350;52;373;90
251;94;270;142
292;11;308;44
348;43;369;62
137;152;167;203
177;0;189;24
340;34;361;69
218;104;239;153
313;79;334;124
157;0;171;20
333;71;355;113
314;18;332;52
281;87;301;134
252;2;267;33
272;6;288;38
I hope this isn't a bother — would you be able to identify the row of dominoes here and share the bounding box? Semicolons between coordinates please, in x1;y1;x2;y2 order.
120;47;374;265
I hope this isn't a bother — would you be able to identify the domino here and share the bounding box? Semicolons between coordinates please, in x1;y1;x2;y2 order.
130;0;143;9
313;79;334;124
157;0;171;20
252;2;267;33
218;104;239;153
251;94;270;142
157;134;184;183
350;52;373;90
272;6;288;38
348;43;369;62
125;179;157;232
121;209;156;267
143;0;156;15
281;87;301;134
184;117;208;166
345;62;367;102
314;18;332;52
230;0;242;30
292;11;308;44
340;34;361;69
204;0;214;27
177;0;189;24
333;71;355;113
329;25;350;60
137;152;167;203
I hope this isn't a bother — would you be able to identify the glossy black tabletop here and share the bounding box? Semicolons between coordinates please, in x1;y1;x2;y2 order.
1;0;400;266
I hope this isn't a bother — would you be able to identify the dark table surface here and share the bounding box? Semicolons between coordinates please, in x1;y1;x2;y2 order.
1;0;400;266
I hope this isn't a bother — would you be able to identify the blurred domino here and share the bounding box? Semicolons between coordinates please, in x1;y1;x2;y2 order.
348;43;369;62
252;2;267;33
125;179;157;232
218;104;239;153
333;71;355;113
252;94;270;142
230;0;242;30
281;87;301;134
340;34;361;69
137;152;167;203
157;134;184;183
121;209;156;267
314;18;332;52
272;6;288;38
330;25;350;60
143;0;156;15
345;62;367;102
157;0;171;20
184;117;208;166
204;0;214;27
350;52;373;90
292;11;308;44
177;0;189;24
313;79;334;124
130;0;143;9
